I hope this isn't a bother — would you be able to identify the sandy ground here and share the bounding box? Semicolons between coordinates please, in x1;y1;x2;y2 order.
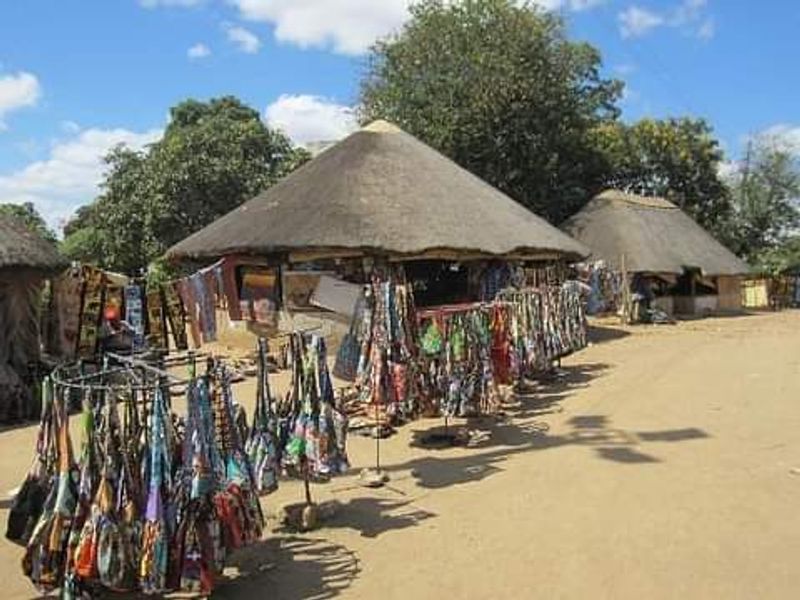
1;310;799;599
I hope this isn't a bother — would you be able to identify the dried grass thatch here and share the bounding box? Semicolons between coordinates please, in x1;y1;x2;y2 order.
166;120;588;263
0;213;67;274
562;190;749;276
0;274;43;420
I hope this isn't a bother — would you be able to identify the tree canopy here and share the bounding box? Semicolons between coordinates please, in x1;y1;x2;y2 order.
62;96;309;273
360;0;623;224
594;118;732;237
723;136;800;268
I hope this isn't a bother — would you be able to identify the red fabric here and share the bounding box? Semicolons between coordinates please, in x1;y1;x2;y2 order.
221;258;242;321
176;279;201;349
491;306;511;384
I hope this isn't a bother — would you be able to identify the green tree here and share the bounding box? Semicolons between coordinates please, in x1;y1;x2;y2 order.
0;202;57;243
593;118;732;236
360;0;622;223
725;137;800;263
63;96;309;273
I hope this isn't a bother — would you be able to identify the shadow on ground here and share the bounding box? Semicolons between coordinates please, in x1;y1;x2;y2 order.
587;324;631;345
214;535;360;600
394;362;710;490
322;497;436;539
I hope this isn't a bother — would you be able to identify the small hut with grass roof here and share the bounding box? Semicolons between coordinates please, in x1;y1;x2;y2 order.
562;189;749;316
0;214;68;419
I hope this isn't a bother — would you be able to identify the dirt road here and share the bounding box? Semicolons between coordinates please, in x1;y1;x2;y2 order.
2;311;799;599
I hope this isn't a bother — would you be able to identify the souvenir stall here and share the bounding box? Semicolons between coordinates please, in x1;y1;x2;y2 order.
164;120;588;429
316;258;587;455
0;214;68;421
575;261;625;316
7;351;267;597
563;190;749;319
46;265;191;360
165;119;586;330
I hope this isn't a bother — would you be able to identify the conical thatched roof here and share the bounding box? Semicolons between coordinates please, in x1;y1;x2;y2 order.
0;214;67;274
562;190;749;276
166;120;587;262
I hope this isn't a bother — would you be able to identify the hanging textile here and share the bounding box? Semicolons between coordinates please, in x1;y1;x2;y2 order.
146;289;168;350
176;279;202;349
124;283;146;351
352;268;418;419
416;303;500;417
49;270;83;359
221;257;242;322
280;333;349;479
21;379;77;594
76;266;105;357
191;272;217;344
245;339;280;495
496;284;588;376
162;283;189;351
12;357;265;597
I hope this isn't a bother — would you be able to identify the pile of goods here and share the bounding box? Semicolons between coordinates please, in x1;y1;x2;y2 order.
7;365;266;597
416;303;499;417
342;269;588;420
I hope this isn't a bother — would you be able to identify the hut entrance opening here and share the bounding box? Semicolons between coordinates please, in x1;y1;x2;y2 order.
405;260;470;307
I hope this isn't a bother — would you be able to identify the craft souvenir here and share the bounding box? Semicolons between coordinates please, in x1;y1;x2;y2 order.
6;381;55;546
246;339;280;495
22;385;77;593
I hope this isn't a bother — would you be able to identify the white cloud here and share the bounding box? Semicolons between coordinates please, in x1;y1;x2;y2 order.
618;6;664;38
230;0;408;55
618;0;713;39
0;72;41;130
265;94;357;145
536;0;606;10
697;18;715;40
759;124;800;156
0;126;162;232
60;120;81;134
230;0;605;56
139;0;203;7
224;24;262;54
613;63;638;76
187;42;212;59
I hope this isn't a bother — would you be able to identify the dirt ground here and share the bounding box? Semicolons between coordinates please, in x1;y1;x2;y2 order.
1;310;799;599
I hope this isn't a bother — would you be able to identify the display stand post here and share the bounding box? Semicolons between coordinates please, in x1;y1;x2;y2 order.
360;401;390;488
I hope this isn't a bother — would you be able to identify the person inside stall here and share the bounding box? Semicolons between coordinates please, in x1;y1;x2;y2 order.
99;303;135;352
631;274;654;323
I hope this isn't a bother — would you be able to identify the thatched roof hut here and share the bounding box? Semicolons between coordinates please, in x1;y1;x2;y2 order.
166;120;587;263
562;190;748;276
0;214;66;420
0;214;67;274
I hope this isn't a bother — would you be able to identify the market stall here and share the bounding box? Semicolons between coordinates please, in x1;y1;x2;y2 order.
563;190;750;320
165;120;590;417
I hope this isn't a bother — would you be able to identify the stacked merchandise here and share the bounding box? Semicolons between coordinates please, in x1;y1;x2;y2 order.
8;366;264;597
346;269;418;420
278;333;350;483
496;285;588;377
576;261;624;315
416;304;500;417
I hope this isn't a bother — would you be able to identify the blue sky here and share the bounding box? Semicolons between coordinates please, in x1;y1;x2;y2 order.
0;0;798;231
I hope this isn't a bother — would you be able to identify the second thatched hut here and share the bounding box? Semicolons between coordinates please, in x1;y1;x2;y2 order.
562;189;749;317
